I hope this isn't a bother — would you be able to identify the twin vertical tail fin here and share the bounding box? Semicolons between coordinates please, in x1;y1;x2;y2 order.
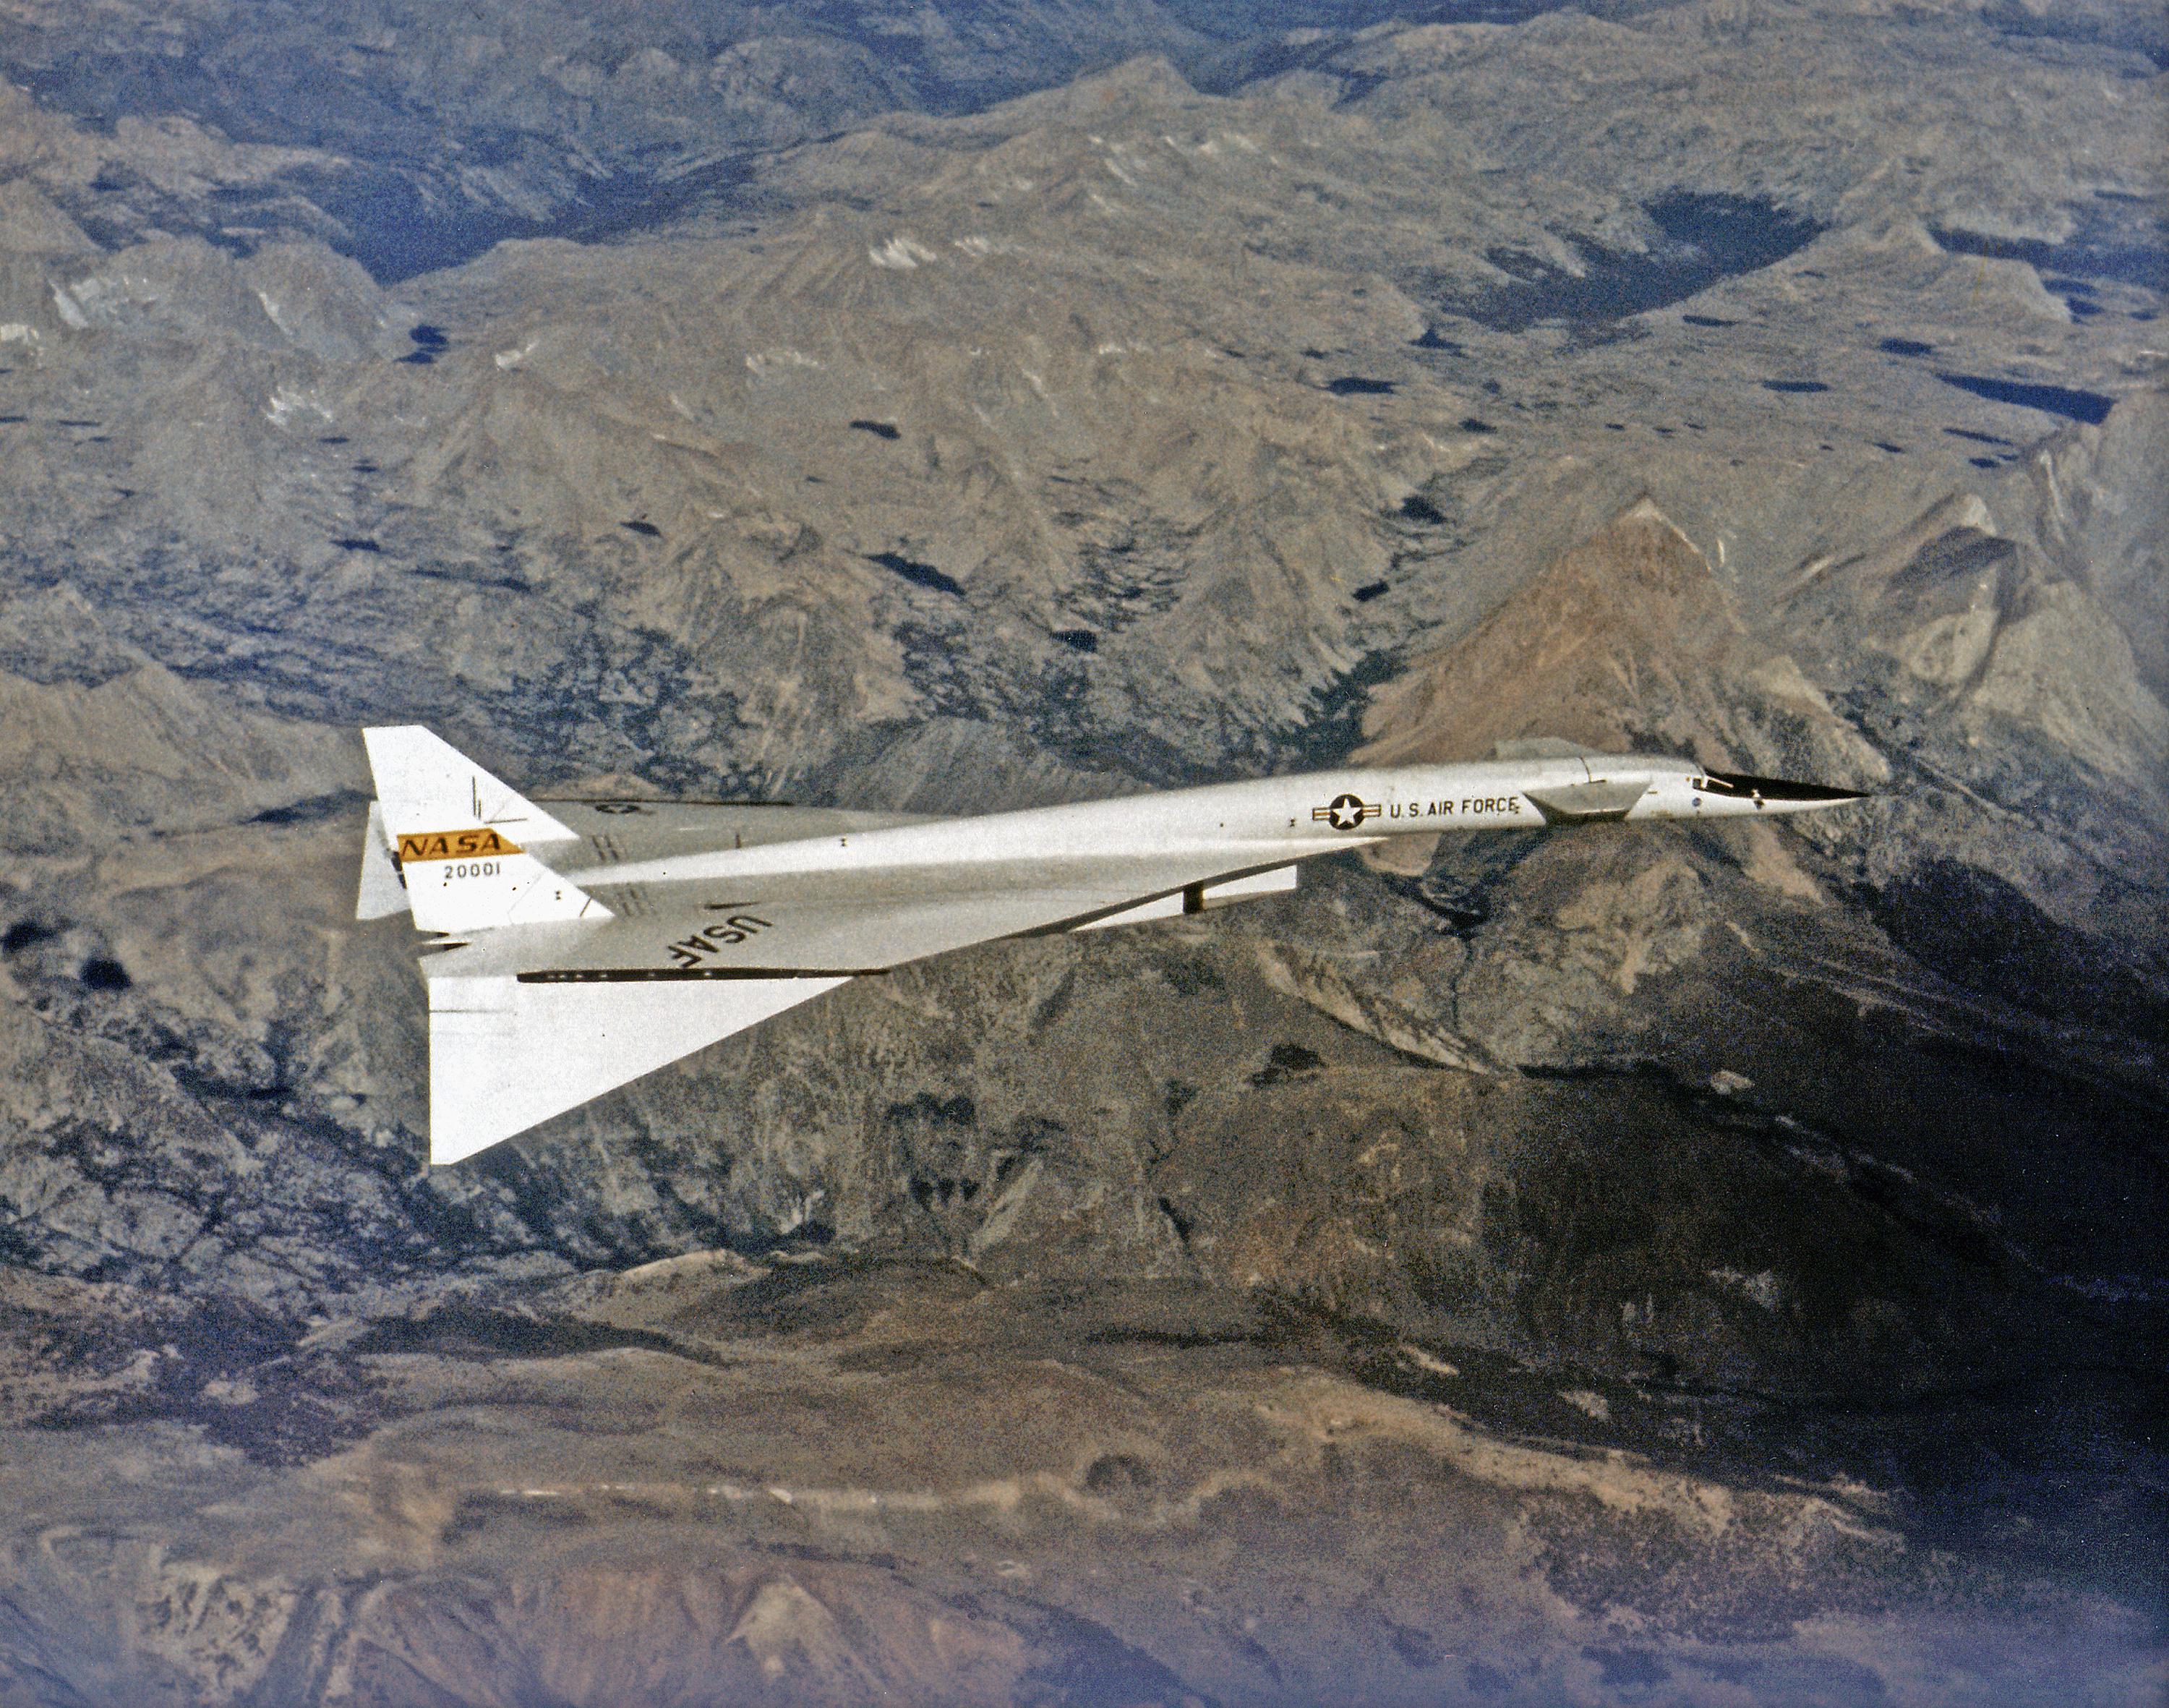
356;725;815;1166
356;725;608;934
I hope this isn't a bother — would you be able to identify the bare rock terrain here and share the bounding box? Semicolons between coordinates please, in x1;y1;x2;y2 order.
0;1;2163;1701
3;1258;2160;1707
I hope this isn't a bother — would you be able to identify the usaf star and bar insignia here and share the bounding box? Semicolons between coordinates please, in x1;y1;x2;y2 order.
1313;793;1380;832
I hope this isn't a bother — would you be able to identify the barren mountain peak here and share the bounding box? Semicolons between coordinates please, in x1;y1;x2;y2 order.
1359;498;1745;767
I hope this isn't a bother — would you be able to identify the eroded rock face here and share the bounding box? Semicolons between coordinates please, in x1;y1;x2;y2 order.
0;1;2164;1701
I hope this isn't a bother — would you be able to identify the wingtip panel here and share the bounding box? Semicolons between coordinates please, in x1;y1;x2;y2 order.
355;801;410;921
424;972;849;1164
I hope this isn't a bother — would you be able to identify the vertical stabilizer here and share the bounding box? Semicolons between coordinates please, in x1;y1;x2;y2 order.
361;726;608;934
363;725;576;845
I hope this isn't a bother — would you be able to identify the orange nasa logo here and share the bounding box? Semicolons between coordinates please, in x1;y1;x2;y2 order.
395;827;524;863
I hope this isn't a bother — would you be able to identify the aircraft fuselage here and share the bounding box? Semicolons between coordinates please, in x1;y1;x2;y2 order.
573;753;1855;898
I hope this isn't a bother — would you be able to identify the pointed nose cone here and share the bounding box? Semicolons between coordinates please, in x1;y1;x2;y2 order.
1701;770;1873;811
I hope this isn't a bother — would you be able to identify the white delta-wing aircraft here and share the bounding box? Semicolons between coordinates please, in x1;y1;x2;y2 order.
356;726;1865;1164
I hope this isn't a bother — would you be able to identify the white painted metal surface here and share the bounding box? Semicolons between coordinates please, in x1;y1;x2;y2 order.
356;725;1865;1163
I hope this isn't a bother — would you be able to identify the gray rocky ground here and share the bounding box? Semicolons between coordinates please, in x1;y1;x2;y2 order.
0;1;2163;1701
